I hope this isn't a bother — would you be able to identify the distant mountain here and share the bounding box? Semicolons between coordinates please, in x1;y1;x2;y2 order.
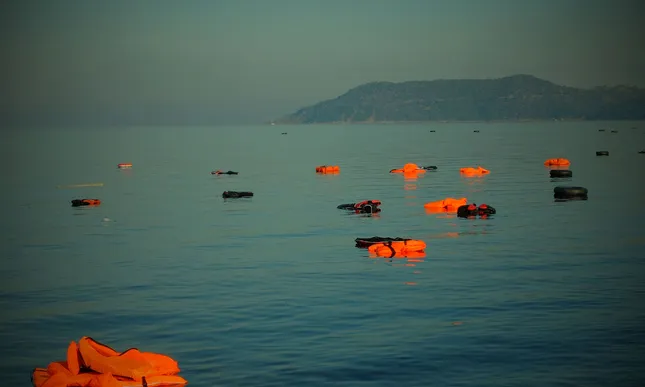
274;75;645;124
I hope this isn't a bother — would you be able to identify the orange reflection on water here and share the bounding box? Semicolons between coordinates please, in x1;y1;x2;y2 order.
461;175;486;183
316;171;340;175
368;251;426;286
404;183;417;191
428;232;460;239
403;171;423;181
424;207;455;215
369;250;426;259
405;183;419;201
425;207;459;218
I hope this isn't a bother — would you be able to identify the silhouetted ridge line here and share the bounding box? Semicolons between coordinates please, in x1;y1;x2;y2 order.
275;74;645;124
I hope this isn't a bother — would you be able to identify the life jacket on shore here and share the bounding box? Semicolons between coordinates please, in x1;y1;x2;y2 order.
32;337;188;387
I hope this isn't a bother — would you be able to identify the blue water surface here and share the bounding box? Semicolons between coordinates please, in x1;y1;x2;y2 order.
1;122;644;386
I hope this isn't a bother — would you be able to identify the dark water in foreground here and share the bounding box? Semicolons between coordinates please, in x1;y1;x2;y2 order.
1;122;645;386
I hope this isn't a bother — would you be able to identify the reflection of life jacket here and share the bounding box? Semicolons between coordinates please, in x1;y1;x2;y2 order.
337;200;382;214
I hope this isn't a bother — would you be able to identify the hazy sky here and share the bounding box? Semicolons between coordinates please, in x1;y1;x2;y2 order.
1;0;644;125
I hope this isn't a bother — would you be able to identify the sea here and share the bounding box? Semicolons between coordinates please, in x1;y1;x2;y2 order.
1;121;644;386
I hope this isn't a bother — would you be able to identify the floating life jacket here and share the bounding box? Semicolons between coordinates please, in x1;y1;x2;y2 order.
31;336;187;387
71;199;101;207
390;163;427;174
457;203;496;218
459;166;490;175
315;165;340;174
423;197;467;212
337;200;381;214
543;158;570;166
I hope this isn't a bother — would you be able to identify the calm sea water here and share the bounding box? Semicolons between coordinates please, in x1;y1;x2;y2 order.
1;122;645;387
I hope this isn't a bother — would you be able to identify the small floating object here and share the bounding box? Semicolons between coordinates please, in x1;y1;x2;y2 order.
222;191;253;198
639;150;645;154
544;158;570;166
473;130;480;132
554;186;588;200
315;165;340;174
71;199;101;207
31;336;187;387
550;169;572;178
611;130;618;133
337;200;381;214
422;165;438;170
457;203;496;218
281;132;287;135
598;129;605;132
459;166;490;175
596;151;609;156
211;170;238;175
57;183;104;189
117;163;133;169
430;130;436;132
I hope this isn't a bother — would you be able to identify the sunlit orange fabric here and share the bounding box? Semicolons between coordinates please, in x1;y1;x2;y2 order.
459;166;490;175
423;197;467;212
315;165;340;174
404;171;424;181
32;337;187;387
543;158;570;166
367;240;426;254
67;341;81;375
390;163;426;174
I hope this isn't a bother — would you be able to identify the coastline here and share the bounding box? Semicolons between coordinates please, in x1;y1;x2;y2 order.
269;118;645;125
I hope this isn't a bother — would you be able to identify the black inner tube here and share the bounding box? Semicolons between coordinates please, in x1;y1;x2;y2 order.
553;186;588;199
222;191;253;198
